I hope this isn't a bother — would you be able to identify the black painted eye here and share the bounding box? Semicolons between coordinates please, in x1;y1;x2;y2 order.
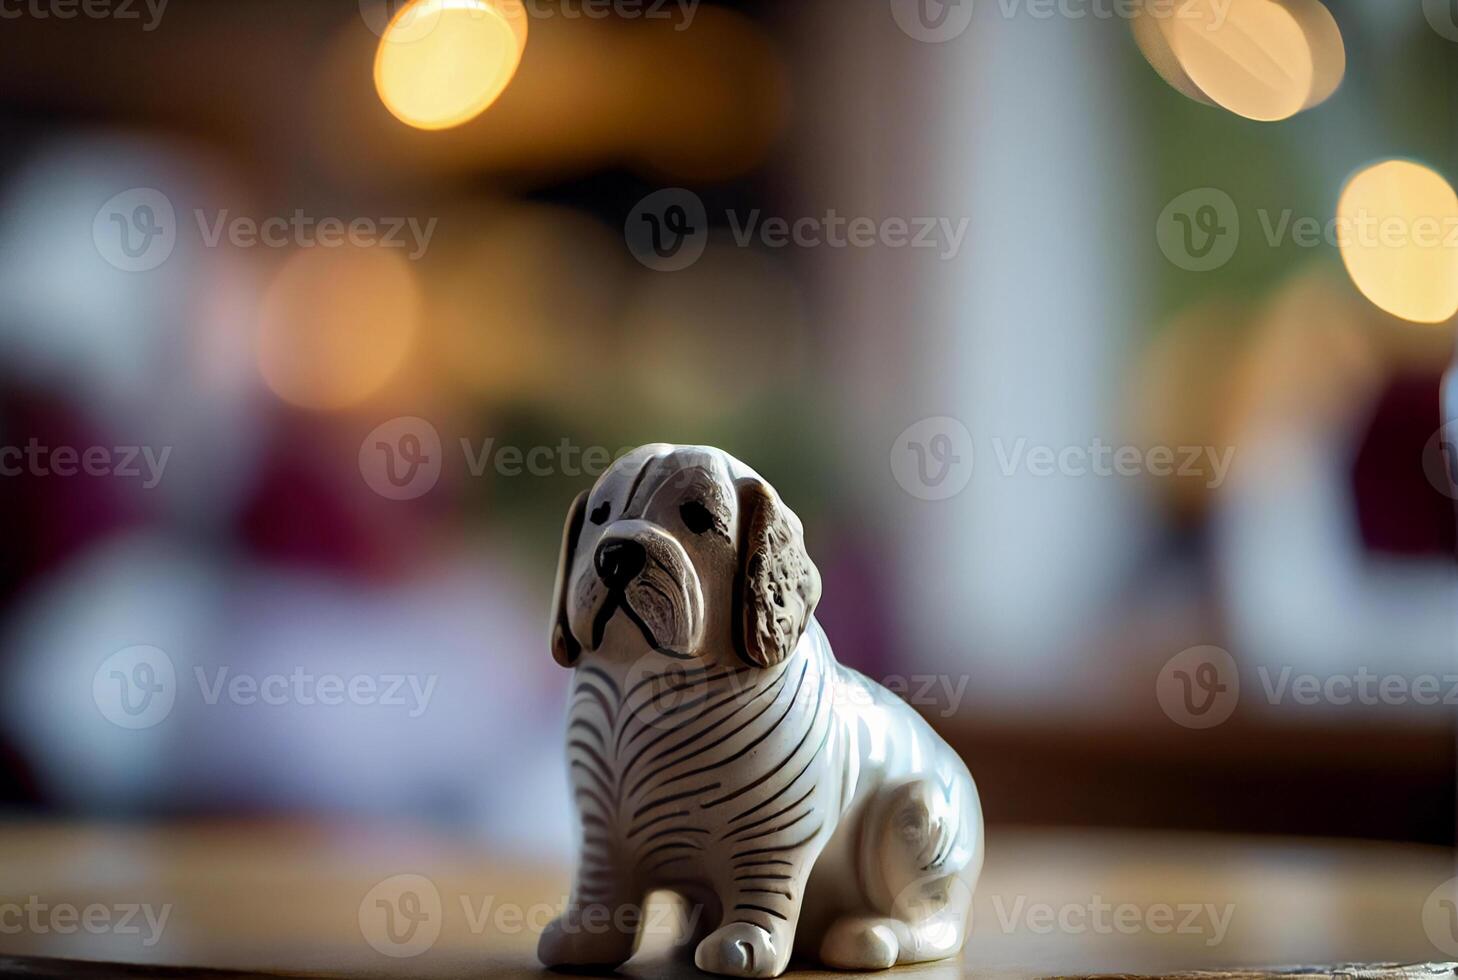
590;502;610;526
680;500;713;534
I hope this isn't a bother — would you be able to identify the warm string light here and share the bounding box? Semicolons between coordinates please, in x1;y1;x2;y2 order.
1132;1;1455;326
373;0;528;131
1337;160;1458;325
1132;0;1344;121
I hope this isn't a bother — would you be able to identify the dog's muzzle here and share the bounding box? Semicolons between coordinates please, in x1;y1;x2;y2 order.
579;526;702;658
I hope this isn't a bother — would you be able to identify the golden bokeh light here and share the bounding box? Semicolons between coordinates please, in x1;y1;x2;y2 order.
1337;159;1458;324
1286;0;1345;110
1132;0;1344;121
317;6;782;188
373;0;528;131
257;247;422;410
1130;6;1215;108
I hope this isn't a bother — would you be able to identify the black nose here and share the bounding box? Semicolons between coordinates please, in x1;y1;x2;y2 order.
595;539;645;588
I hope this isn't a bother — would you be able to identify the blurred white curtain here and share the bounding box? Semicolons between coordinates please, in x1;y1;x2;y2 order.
802;0;1147;715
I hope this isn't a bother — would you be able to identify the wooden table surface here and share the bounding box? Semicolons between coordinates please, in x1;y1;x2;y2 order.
0;822;1452;979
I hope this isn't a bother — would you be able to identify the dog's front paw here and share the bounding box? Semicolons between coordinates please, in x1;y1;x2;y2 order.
693;922;782;978
537;908;637;971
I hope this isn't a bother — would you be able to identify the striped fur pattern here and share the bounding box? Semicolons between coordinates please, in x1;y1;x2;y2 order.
537;445;982;978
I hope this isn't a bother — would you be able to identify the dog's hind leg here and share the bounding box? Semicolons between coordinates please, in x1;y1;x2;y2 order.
821;773;981;969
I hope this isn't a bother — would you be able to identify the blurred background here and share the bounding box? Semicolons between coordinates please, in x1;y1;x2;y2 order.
0;0;1452;887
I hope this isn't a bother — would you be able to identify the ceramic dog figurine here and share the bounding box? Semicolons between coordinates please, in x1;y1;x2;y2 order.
538;445;982;977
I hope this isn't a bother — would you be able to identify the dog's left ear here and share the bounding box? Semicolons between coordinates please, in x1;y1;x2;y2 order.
550;489;589;667
733;479;821;668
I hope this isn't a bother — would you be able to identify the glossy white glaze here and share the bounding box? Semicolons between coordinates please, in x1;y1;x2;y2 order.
539;445;982;977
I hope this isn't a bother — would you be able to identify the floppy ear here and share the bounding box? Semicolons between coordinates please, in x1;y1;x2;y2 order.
733;479;821;668
550;489;590;667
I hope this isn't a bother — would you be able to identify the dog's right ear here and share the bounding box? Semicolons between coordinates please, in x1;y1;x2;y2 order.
550;489;589;668
733;478;821;669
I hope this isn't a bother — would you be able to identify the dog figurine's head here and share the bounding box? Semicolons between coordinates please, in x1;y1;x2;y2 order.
550;444;821;670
